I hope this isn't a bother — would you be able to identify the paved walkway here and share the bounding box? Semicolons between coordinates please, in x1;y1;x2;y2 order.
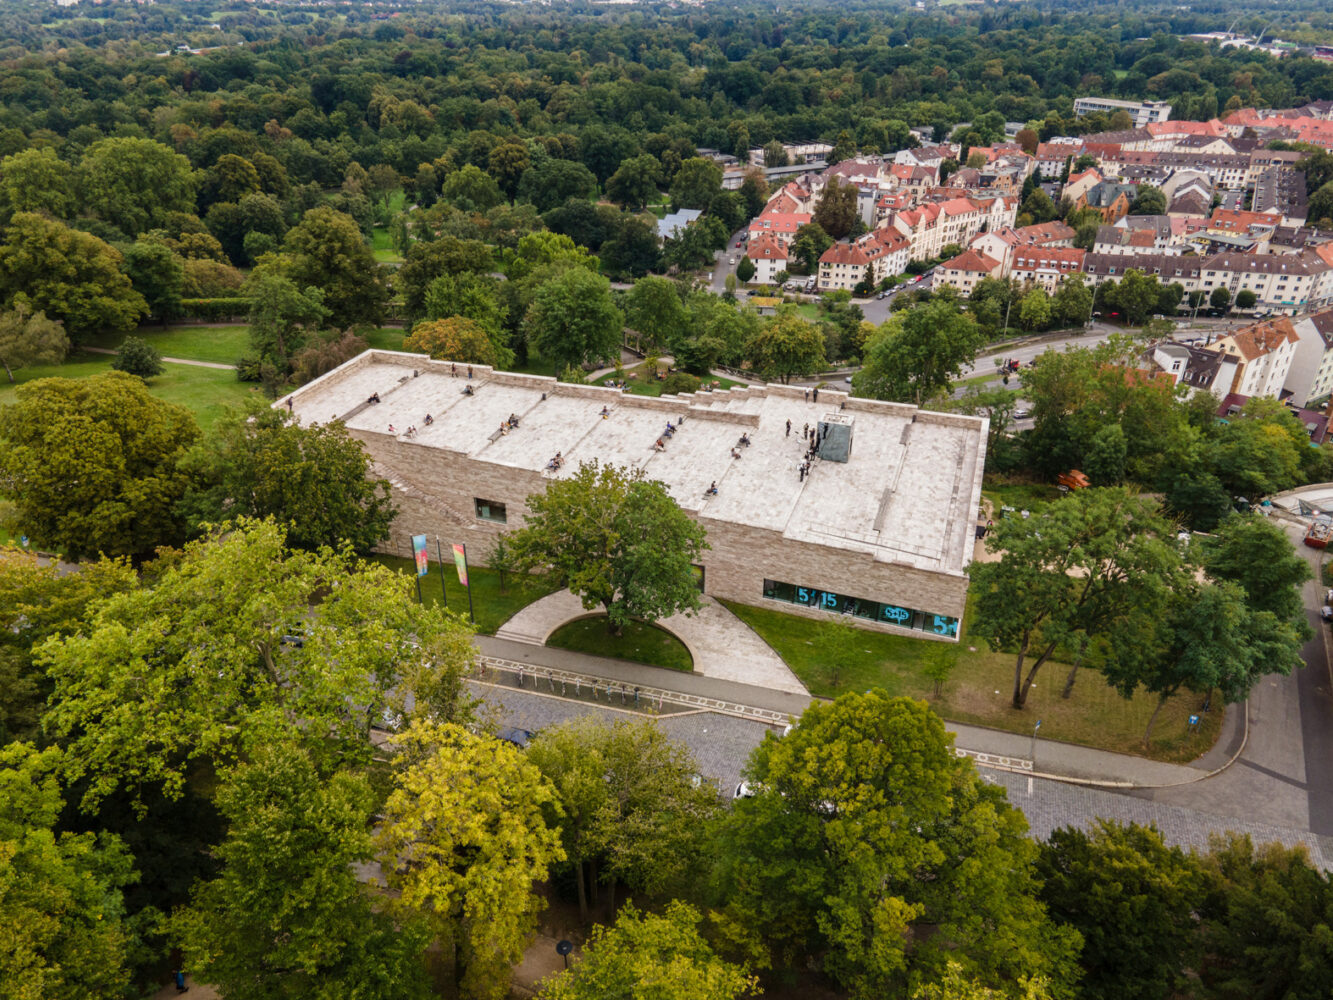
81;346;235;370
476;633;1236;789
494;591;808;695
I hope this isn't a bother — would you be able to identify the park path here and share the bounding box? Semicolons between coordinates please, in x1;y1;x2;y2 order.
81;346;235;371
495;590;809;695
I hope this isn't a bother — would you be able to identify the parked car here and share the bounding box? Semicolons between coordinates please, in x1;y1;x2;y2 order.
728;257;736;265
1014;407;1031;419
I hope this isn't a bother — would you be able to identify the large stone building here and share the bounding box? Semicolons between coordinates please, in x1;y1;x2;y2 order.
284;352;989;641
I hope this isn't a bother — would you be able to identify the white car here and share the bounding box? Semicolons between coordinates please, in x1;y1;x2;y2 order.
729;257;736;266
1014;407;1031;419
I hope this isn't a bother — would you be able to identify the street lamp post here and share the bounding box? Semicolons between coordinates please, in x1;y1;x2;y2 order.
1030;719;1042;765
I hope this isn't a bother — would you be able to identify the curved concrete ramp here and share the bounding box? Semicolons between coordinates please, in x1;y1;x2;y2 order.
496;590;808;695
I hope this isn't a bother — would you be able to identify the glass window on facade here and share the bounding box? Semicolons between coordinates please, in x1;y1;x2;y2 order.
762;579;959;638
474;498;507;523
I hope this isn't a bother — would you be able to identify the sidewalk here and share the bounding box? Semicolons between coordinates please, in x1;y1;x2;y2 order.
474;636;1240;789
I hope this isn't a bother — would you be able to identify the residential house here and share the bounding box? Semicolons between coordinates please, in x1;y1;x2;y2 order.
1061;168;1104;208
1084;181;1136;223
1205;318;1301;398
1196;251;1333;315
1206;207;1284;238
1251;166;1309;225
745;233;790;286
970;221;1075;274
747;211;811;248
887;195;1016;262
1152;341;1240;397
935;249;1005;296
816;231;909;292
1081;252;1204;292
1284;308;1333;405
1034;142;1079;179
657;208;702;240
1010;247;1087;292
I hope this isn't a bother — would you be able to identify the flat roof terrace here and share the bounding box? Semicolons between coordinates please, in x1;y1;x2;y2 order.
285;352;988;576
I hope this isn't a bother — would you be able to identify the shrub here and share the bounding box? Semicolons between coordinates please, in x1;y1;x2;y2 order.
661;372;700;395
111;336;164;378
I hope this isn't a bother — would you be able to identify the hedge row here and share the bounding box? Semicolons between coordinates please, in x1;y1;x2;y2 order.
176;298;250;321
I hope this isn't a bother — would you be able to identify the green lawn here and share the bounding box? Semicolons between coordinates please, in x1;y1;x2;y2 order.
372;228;403;263
592;361;743;397
84;325;250;365
368;554;559;636
722;598;1223;763
981;478;1064;514
365;327;406;352
794;303;821;321
0;353;257;435
547;617;693;672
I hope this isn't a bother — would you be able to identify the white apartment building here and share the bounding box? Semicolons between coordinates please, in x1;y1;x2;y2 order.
1283;309;1333;406
1207;319;1300;398
1073;97;1173;127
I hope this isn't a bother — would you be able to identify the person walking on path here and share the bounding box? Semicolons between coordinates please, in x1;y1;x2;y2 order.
786;419;791;436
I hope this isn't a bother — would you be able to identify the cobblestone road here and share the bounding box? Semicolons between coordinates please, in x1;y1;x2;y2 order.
474;682;1332;869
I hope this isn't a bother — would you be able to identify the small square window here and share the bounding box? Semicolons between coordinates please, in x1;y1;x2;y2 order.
474;499;507;523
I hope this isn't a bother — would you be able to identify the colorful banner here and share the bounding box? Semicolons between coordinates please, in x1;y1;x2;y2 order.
412;534;429;577
452;543;469;587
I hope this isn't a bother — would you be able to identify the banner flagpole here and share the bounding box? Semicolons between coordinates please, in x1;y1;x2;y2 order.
435;537;448;609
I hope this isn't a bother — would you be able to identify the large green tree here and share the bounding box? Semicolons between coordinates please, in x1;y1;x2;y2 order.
0;303;67;383
606;155;664;211
79;137;197;238
0;213;147;341
242;262;329;369
524;267;623;371
510;460;708;633
746;310;826;383
709;692;1079;998
527;717;719;922
397;236;496;320
1038;821;1204;1000
856;299;984;405
969;488;1187;708
516;158;598;213
283;206;387;327
624;275;687;350
669;157;723;211
178;403;397;554
0;743;137;1000
41;519;477;811
0;147;75;220
1201;514;1311;624
175;740;431;1000
0;371;198;558
538;902;758;1000
375;720;565;1000
0;549;136;746
813;176;859;239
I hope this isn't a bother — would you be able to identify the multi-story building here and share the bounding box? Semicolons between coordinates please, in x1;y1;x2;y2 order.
745;233;790;286
935;249;1004;296
816;231;909;292
1196;251;1333;315
1283;308;1333;405
284;351;989;642
1073;97;1173;127
747;211;812;248
1010;247;1088;292
1206;318;1300;398
887;195;1016;261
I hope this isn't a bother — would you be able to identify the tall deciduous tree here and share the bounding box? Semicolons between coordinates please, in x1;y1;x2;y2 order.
527;717;719;922
1201;514;1311;624
746;310;826;383
606;155;664;211
398;236;496;319
0;549;136;745
0;147;75;220
178;403;397;554
510;461;708;633
516;159;598;213
0;743;137;1000
1038;821;1204;1000
790;223;833;274
669;157;723;211
375;721;565;1000
538;902;758;1000
0;371;198;558
175;741;431;1000
1128;184;1167;216
524;267;623;371
79;137;197;238
283;206;387;327
969;488;1186;708
242;262;329;368
856;299;984;405
404;315;510;368
0;213;147;341
813;176;859;239
624;275;687;349
0;303;67;382
41;519;477;811
709;692;1079;998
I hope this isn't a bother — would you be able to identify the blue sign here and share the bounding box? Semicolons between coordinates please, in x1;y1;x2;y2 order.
930;614;959;638
1188;714;1200;726
18;536;28;548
